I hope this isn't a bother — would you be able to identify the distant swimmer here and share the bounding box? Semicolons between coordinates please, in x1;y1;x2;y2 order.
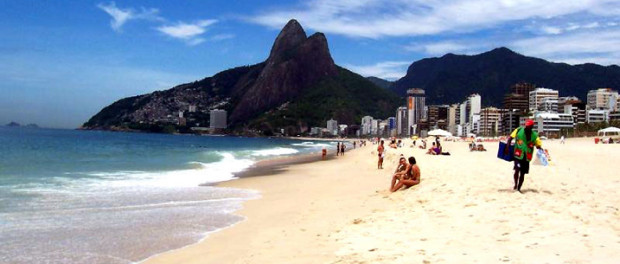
391;156;420;192
504;119;543;193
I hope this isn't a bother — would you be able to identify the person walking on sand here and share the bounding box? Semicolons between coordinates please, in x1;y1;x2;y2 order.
322;147;327;160
340;142;346;155
504;119;543;193
377;140;385;169
391;156;420;192
336;142;341;156
560;135;565;144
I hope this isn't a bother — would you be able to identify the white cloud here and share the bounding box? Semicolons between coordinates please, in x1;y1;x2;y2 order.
97;2;162;32
342;61;410;80
512;28;620;65
406;41;471;55
541;26;562;35
157;20;218;45
250;0;620;38
211;34;235;41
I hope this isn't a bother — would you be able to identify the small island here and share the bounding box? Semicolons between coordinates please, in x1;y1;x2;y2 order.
4;122;40;128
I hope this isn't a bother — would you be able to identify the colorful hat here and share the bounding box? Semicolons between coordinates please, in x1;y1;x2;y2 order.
525;119;534;127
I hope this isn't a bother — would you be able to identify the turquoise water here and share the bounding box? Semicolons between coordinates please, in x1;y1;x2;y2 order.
0;127;332;264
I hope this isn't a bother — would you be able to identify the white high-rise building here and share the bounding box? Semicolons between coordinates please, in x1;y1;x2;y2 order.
535;112;574;135
468;94;481;124
529;88;559;112
209;109;227;129
327;119;338;135
361;116;373;135
371;119;379;135
538;97;559;113
586;109;609;123
587;88;619;110
459;102;467;126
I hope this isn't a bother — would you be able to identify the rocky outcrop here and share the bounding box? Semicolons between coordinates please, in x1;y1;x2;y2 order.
230;20;338;123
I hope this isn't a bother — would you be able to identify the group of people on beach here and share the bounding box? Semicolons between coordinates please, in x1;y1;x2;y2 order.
383;119;544;193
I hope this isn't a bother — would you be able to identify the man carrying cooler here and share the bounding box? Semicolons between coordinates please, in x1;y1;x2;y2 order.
504;119;543;193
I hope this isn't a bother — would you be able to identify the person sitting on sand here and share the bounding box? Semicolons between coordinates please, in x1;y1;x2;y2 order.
426;142;441;155
418;139;427;149
476;144;486;151
321;147;327;160
391;156;421;192
389;157;408;190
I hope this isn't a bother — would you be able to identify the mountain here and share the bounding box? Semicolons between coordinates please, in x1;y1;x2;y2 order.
83;19;401;135
5;122;20;127
366;77;393;90
392;47;620;106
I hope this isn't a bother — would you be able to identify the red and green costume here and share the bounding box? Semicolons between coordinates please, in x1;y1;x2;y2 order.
511;127;540;161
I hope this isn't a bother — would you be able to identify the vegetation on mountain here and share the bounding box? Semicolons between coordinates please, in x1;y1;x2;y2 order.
392;47;620;106
366;76;393;90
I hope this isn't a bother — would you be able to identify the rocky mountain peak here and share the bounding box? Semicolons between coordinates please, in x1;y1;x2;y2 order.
268;19;307;61
230;19;338;123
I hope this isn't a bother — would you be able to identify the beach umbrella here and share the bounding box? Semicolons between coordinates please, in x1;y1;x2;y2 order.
428;129;452;137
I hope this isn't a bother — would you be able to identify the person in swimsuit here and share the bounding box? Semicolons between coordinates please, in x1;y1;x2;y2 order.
389;157;408;191
377;140;385;169
391;156;421;192
340;142;346;155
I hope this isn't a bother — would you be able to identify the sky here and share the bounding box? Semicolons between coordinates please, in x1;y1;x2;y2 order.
2;0;620;128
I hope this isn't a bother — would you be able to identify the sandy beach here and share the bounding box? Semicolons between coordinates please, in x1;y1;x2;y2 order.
145;137;620;263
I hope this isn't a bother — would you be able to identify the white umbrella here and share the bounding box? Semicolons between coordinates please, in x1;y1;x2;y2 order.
428;129;452;137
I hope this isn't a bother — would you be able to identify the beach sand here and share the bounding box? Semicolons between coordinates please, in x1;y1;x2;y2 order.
145;137;620;263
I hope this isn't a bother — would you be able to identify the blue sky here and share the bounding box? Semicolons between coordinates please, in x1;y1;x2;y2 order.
2;0;620;128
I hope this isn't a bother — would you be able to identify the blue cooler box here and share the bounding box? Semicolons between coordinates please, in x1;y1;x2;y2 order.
497;142;514;162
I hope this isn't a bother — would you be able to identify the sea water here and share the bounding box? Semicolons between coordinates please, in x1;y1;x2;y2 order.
0;127;333;263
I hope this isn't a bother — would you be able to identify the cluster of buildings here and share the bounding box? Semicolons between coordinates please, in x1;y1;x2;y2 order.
175;105;227;130
314;84;620;138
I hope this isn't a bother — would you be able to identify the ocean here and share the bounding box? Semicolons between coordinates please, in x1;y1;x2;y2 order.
0;127;334;264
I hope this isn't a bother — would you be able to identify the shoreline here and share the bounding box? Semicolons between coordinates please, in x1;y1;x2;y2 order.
145;137;620;263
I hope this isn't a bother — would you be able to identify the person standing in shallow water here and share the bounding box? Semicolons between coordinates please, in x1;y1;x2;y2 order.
504;119;543;193
377;140;385;169
336;142;340;156
340;142;345;155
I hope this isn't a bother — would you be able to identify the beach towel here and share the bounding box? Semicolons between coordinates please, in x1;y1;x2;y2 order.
497;141;514;162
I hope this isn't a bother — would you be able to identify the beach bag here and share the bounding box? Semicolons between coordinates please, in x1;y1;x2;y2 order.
535;149;549;166
497;141;514;162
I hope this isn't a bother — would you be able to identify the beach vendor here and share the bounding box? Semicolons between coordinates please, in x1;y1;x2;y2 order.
504;119;543;193
378;140;385;169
